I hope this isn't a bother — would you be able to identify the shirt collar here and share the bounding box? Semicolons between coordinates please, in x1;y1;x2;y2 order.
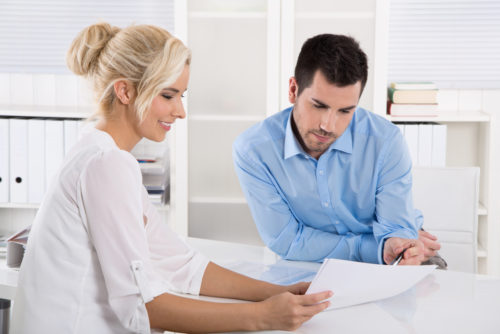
283;107;354;160
284;108;308;160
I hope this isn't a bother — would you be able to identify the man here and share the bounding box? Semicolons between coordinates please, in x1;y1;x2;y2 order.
233;34;443;266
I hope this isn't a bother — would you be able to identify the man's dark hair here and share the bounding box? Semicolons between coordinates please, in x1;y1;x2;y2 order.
294;34;368;96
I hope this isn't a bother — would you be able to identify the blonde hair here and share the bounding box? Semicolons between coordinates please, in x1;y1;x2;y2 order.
66;22;191;121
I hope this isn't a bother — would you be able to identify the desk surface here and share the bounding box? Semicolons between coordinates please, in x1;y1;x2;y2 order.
2;237;500;334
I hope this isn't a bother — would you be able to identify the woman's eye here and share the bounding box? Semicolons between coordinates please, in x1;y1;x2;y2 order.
162;94;173;100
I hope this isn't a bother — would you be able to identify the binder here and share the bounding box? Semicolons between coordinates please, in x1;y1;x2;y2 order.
63;120;79;157
9;119;28;203
431;124;447;167
404;124;419;167
418;124;433;167
45;120;64;189
28;119;46;203
0;118;9;202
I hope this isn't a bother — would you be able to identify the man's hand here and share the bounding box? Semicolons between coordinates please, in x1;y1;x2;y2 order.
383;237;425;265
418;230;441;261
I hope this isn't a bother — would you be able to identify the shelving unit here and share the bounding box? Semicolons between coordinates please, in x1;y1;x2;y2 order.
385;108;498;274
0;105;172;236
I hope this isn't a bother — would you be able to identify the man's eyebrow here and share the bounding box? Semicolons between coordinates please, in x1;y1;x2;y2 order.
339;105;356;112
311;98;329;108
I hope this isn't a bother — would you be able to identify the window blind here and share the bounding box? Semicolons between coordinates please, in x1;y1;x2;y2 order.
0;0;175;73
388;0;500;89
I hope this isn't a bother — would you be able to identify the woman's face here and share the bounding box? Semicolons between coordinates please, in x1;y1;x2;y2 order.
137;65;189;142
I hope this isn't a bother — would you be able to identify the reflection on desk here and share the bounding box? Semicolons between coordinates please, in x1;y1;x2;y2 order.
1;237;499;333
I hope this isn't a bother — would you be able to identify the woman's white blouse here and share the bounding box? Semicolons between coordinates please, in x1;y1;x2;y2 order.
11;128;209;334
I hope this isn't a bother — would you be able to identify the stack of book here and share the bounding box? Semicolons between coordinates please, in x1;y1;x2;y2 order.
387;82;438;117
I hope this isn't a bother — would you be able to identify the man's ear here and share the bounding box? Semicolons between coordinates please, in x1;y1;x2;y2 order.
288;77;299;104
113;80;134;105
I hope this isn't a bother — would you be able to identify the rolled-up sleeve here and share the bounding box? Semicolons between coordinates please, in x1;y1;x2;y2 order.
142;187;209;296
374;128;420;263
80;149;160;333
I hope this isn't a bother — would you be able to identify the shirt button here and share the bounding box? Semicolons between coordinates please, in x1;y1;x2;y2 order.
319;170;324;175
323;202;329;207
335;221;340;225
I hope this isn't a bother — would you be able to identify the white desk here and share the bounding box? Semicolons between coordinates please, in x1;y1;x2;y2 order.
2;238;500;334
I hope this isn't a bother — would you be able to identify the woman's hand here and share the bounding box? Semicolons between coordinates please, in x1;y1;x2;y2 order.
257;290;332;331
286;281;310;295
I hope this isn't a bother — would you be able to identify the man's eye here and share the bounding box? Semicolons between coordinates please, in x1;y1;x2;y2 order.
313;104;326;109
340;109;351;114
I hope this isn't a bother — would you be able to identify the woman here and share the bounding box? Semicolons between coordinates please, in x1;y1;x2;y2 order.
11;23;331;333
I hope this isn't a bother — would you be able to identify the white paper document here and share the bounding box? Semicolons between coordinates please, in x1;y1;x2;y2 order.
306;259;436;310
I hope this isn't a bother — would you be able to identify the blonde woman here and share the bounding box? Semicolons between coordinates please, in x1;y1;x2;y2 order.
11;23;331;333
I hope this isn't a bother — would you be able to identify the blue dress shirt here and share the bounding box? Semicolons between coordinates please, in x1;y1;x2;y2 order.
233;107;423;264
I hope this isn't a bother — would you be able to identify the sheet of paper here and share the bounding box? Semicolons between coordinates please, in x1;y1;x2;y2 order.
306;258;436;310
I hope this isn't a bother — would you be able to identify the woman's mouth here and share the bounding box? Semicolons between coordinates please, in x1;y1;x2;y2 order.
159;121;172;131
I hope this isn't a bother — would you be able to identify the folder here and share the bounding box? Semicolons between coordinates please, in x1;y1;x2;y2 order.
9;119;28;203
45;120;64;189
0;118;9;202
63;119;79;157
403;124;419;167
431;124;447;167
28;119;46;203
418;124;433;167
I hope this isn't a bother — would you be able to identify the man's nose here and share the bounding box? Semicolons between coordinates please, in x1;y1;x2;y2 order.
320;110;336;133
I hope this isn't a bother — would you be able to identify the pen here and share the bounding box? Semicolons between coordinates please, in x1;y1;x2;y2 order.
390;248;409;266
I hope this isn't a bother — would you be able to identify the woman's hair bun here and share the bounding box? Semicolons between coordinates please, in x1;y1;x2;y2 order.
66;22;120;76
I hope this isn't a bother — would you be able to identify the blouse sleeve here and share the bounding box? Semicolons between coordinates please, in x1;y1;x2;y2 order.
79;149;159;333
141;186;209;296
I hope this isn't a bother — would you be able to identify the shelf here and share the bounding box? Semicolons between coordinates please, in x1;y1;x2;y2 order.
478;203;487;216
0;203;39;209
478;244;487;258
189;197;247;204
295;11;375;19
0;202;170;212
386;110;490;123
0;105;92;119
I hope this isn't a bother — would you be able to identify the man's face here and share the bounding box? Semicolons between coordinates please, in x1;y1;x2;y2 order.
289;70;361;159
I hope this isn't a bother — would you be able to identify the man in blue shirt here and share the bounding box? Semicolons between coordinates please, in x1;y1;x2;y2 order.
233;34;442;265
